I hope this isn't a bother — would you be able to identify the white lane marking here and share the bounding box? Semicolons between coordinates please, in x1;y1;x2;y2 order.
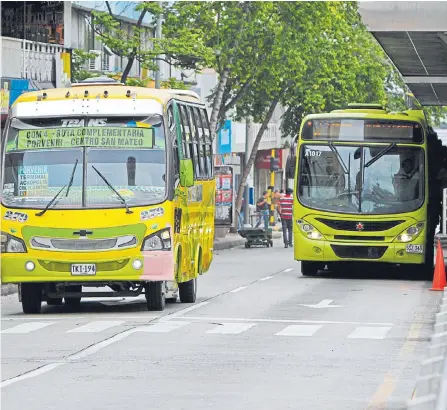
135;321;189;333
347;326;392;340
259;276;273;281
230;286;248;293
177;316;394;326
1;322;55;334
66;321;125;333
1;315;161;321
207;323;256;334
0;328;136;388
276;325;322;337
283;268;294;272
298;299;342;308
162;301;209;321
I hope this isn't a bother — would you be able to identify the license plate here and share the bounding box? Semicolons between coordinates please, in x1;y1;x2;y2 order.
71;264;96;275
406;244;424;254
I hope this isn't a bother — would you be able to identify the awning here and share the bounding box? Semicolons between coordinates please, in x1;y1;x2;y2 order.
358;1;447;106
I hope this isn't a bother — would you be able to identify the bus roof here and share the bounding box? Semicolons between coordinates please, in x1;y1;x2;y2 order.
12;85;202;107
303;110;428;127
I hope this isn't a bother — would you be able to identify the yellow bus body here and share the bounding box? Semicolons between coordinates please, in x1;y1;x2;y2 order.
291;107;438;275
1;83;215;311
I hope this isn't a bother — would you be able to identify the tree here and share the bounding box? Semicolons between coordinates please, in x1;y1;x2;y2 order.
92;1;213;84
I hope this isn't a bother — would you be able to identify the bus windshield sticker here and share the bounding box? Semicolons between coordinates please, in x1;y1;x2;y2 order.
18;165;49;197
3;183;14;196
10;127;155;151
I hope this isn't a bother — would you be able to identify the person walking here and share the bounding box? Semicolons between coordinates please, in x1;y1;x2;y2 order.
278;188;294;248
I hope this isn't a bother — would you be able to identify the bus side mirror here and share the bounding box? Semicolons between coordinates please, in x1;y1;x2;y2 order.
286;153;296;179
179;159;194;187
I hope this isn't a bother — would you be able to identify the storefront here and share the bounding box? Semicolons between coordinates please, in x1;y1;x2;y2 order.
255;149;284;196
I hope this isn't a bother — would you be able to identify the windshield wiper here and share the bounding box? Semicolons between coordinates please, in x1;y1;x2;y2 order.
35;159;79;217
364;143;396;168
65;159;79;197
35;185;67;216
91;166;133;214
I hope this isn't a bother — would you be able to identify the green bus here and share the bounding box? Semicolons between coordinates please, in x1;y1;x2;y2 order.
287;104;443;277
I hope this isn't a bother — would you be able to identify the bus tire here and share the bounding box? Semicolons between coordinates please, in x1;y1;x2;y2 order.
301;262;321;276
64;285;82;307
179;278;197;303
145;281;165;311
21;283;42;314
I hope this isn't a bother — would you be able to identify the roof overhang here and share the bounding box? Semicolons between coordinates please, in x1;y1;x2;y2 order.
358;1;447;106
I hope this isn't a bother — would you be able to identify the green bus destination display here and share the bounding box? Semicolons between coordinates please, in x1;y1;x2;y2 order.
9;127;155;151
302;119;423;143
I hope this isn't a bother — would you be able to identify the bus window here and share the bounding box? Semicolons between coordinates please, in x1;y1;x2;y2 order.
186;105;202;178
177;104;190;161
167;104;179;177
193;106;207;178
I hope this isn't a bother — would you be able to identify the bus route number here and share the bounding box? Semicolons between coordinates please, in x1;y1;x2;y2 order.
305;149;321;157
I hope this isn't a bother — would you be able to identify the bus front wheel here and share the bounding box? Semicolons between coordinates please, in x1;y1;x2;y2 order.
21;283;42;314
301;262;322;277
145;281;165;311
179;278;197;303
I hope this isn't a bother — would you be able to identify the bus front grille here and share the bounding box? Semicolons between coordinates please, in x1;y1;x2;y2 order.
333;235;385;241
316;219;404;232
331;245;388;259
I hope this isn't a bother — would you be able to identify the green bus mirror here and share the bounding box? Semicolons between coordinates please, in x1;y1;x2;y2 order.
179;159;194;187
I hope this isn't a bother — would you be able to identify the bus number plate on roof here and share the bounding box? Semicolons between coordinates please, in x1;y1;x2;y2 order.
405;244;424;254
71;264;96;275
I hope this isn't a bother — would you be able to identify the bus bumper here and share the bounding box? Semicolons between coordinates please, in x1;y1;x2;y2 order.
0;250;174;284
294;238;426;264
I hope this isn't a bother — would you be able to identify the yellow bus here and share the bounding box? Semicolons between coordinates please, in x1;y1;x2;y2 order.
1;79;215;313
287;104;442;277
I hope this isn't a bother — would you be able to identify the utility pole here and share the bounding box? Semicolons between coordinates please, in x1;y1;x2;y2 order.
154;13;162;89
269;149;276;226
243;118;252;225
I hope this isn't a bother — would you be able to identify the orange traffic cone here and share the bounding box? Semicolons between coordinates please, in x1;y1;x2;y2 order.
430;239;446;291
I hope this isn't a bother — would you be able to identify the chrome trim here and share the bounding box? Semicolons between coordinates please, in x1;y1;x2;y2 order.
30;235;137;252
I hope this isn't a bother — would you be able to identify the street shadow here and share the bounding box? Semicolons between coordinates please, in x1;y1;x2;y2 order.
302;263;433;282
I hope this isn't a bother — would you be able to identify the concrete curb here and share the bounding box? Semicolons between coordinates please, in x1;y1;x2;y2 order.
407;287;447;410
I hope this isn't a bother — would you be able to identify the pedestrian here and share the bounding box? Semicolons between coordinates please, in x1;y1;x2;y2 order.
255;191;270;229
278;188;294;248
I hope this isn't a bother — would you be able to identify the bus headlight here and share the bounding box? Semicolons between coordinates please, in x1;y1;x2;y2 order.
141;229;171;251
1;232;27;253
396;223;424;243
296;220;324;240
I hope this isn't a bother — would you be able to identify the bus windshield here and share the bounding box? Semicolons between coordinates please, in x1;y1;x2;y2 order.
2;116;166;209
297;144;424;214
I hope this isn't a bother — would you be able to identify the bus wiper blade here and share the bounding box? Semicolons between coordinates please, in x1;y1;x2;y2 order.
35;185;67;217
91;166;133;214
364;143;396;168
65;159;79;197
328;142;349;174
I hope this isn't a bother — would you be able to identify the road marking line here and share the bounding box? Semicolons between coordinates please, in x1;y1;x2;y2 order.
347;326;392;339
230;286;248;293
283;268;294;272
259;276;273;281
135;321;189;333
162;301;209;321
66;321;125;333
1;322;55;334
1;315;161;321
206;323;256;334
0;328;136;388
178;316;394;326
276;325;322;337
367;323;424;409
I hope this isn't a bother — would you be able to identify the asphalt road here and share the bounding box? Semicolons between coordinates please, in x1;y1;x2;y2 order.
0;239;443;410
